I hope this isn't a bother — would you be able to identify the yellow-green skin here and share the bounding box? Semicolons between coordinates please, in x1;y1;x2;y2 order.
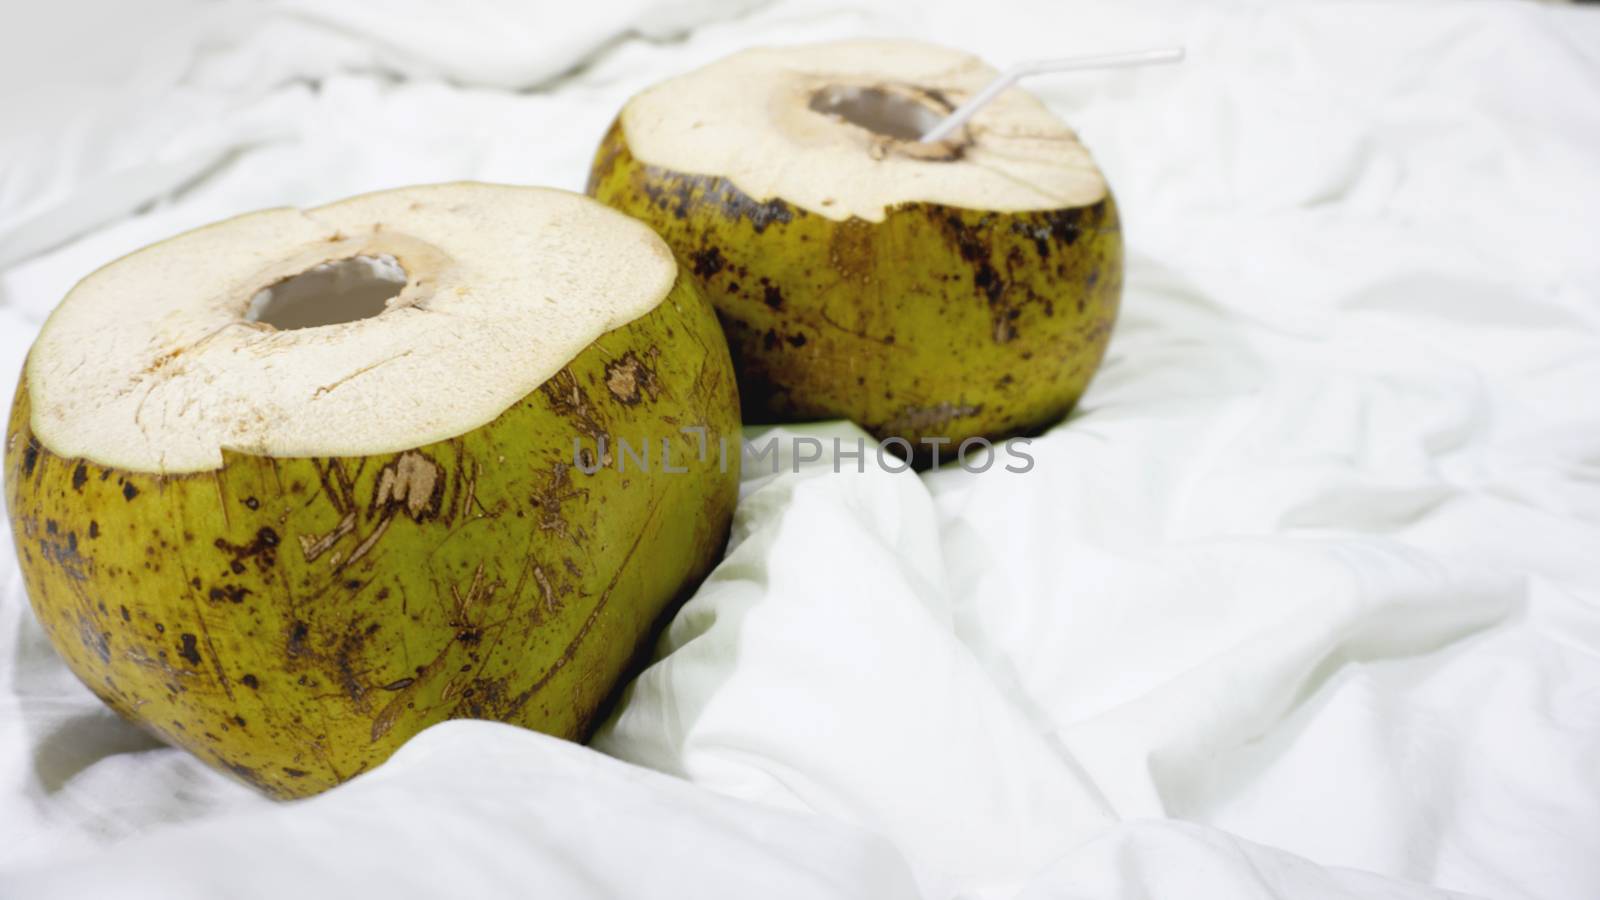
587;121;1123;464
4;276;739;799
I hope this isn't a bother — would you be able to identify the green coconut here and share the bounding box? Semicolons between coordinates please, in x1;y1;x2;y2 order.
587;39;1123;465
4;183;740;798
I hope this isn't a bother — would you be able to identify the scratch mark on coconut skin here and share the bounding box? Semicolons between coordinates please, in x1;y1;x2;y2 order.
450;563;497;621
368;564;504;743
285;708;344;785
335;459;362;508
461;461;478;521
533;565;556;613
340;515;392;572
258;463;306;620
813;304;896;346
540;370;610;446
212;471;232;530
299;512;356;563
506;494;662;719
528;464;587;543
188;605;235;704
125;645;196;681
445;444;465;524
313;460;349;515
448;565;518;714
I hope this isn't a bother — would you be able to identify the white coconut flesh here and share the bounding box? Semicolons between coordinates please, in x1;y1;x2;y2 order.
619;40;1109;223
23;183;678;474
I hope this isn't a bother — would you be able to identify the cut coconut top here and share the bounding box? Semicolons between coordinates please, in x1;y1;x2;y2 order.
619;40;1108;223
24;183;677;474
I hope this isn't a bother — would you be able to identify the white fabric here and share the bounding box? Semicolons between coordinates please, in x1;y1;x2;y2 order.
3;1;1598;898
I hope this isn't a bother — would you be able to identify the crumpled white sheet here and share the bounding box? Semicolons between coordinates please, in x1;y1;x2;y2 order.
3;1;1598;898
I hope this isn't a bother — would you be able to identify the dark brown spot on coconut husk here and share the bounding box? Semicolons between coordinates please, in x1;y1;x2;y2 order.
933;210;1038;343
177;633;202;667
208;584;252;605
286;621;310;658
1010;207;1090;260
762;282;784;309
214;527;280;575
224;761;266;789
690;246;725;278
38;526;88;581
20;439;40;478
331;621;382;710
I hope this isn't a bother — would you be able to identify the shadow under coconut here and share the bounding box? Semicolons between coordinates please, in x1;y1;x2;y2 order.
31;709;166;793
5;593;166;793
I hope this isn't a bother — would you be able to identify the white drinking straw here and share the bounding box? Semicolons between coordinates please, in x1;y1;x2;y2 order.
918;46;1186;143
